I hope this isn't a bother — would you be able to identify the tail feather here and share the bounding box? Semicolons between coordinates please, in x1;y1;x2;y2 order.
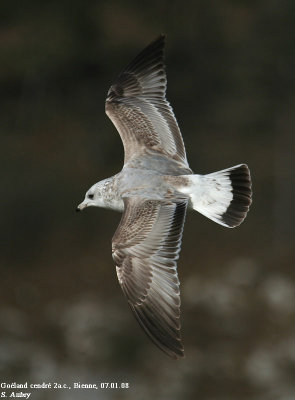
221;165;252;227
181;164;252;228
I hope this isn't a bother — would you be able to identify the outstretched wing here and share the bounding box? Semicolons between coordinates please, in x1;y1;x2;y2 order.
112;197;187;358
105;35;189;168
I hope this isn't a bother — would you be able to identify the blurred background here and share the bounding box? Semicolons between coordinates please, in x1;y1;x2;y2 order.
1;0;295;399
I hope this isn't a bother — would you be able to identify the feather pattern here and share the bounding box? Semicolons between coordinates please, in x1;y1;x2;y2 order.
105;35;189;167
112;197;187;358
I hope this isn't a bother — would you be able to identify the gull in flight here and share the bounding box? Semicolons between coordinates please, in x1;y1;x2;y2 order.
77;35;252;359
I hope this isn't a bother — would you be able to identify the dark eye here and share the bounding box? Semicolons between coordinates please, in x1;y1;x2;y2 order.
88;194;94;199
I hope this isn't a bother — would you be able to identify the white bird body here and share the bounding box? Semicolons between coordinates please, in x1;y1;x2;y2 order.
77;36;252;358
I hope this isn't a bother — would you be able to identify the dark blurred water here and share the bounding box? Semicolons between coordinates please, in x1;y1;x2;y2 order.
1;1;295;399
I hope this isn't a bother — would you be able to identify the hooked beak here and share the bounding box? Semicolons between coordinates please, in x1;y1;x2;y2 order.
76;202;88;212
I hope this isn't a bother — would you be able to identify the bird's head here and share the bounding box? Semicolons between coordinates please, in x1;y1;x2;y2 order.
76;181;105;212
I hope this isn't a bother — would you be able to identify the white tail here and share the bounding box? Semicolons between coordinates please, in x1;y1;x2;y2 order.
179;164;252;228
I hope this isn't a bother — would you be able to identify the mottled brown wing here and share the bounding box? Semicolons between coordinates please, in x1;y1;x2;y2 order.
112;197;187;358
105;35;189;168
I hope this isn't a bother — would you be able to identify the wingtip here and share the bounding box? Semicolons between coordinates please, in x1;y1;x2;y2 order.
145;34;166;50
156;33;166;46
157;336;185;360
107;33;168;102
168;346;185;360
